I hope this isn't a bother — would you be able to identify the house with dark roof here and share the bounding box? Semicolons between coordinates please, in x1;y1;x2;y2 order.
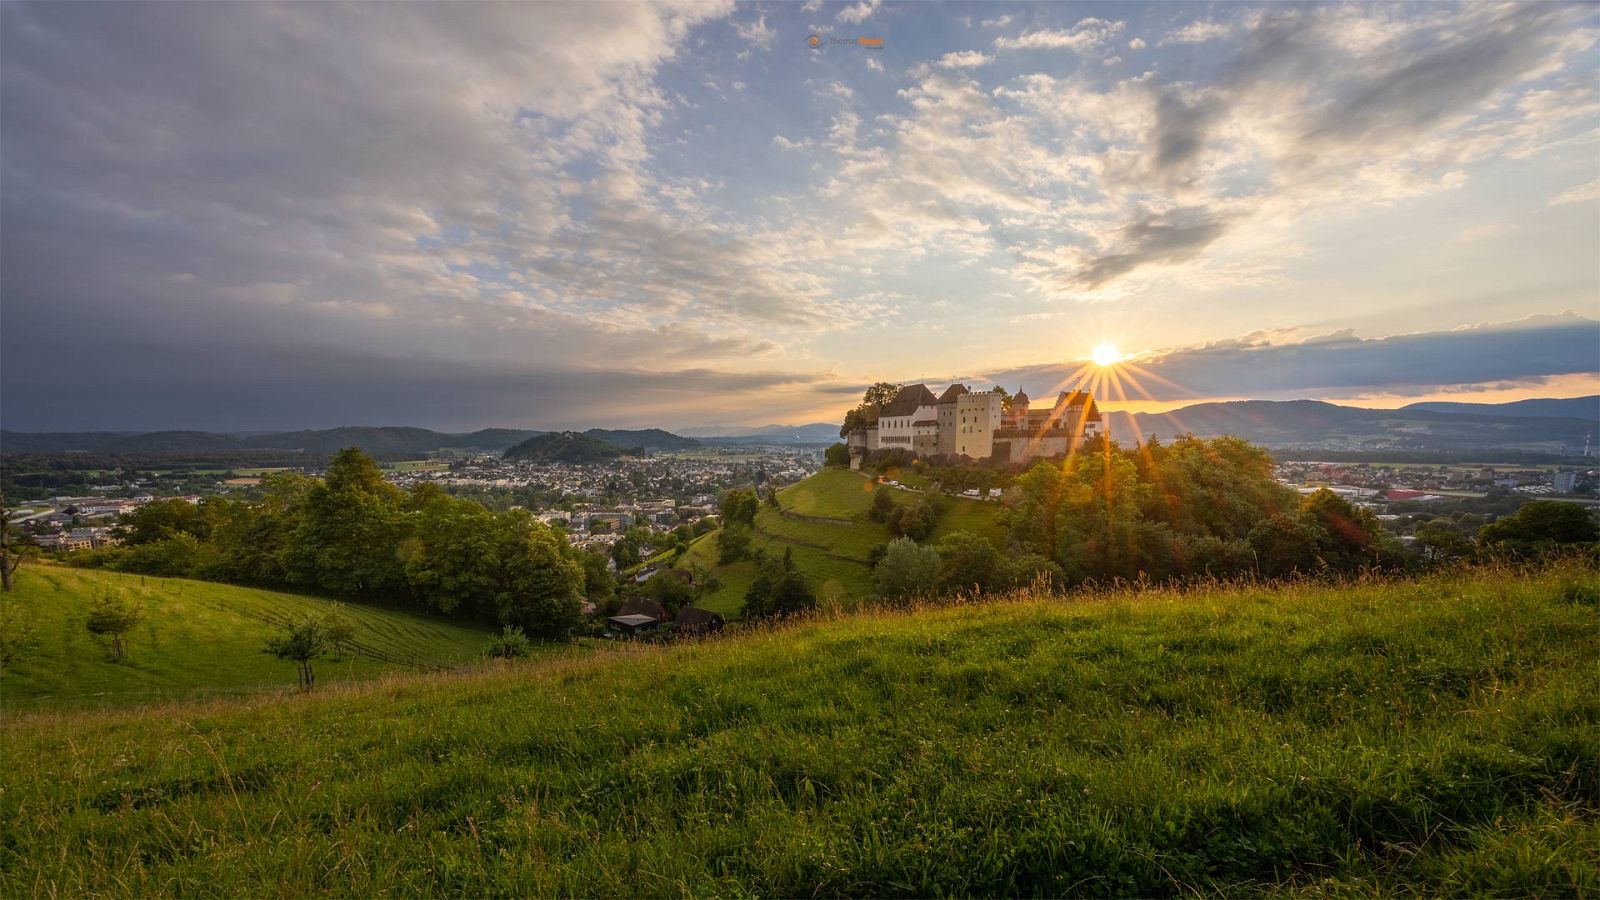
674;606;725;635
875;384;938;452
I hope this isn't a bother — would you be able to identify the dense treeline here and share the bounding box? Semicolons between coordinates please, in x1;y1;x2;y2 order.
68;449;593;639
870;436;1598;600
1002;436;1407;581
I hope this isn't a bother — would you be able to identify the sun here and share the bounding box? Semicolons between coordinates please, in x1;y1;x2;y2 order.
1090;342;1123;367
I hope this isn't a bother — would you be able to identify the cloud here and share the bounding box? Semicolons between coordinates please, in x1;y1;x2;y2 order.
1550;177;1600;206
1068;207;1231;289
1159;20;1230;46
981;15;1014;29
836;0;879;25
734;14;775;49
987;313;1600;403
937;50;993;69
1128;38;1146;50
994;18;1125;53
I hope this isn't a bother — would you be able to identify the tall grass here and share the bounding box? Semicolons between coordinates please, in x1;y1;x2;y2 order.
2;565;1595;896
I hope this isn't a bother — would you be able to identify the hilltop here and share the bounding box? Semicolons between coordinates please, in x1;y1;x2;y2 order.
675;468;1006;615
2;566;1594;895
0;566;494;711
503;430;626;464
581;428;701;452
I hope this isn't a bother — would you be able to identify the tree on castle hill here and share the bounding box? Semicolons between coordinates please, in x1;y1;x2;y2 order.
719;488;759;527
1003;435;1405;585
824;443;850;468
840;381;903;437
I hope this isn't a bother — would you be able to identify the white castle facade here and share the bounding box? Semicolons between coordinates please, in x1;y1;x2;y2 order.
847;383;1103;467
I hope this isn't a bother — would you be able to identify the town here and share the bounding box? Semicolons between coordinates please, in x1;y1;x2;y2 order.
8;446;823;554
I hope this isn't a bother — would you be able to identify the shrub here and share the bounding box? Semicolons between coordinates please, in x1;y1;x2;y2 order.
875;537;941;600
488;625;532;659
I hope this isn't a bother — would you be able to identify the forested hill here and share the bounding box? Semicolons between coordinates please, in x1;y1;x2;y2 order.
503;431;627;464
581;428;700;452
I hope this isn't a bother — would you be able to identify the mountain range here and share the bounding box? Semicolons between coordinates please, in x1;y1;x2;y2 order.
3;396;1594;457
1101;397;1597;454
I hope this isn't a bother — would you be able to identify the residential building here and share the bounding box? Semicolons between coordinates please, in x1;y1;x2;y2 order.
1553;470;1577;493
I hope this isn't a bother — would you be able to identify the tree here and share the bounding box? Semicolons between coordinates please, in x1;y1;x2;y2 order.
824;443;851;467
1414;520;1473;564
400;486;501;617
640;568;695;616
1478;501;1600;558
875;537;942;600
743;548;817;620
493;514;584;640
889;496;941;541
0;492;32;592
935;530;1000;594
282;448;408;598
577;550;617;607
840;382;902;437
85;592;147;661
718;524;752;563
264;608;357;690
719;488;759;526
868;486;896;523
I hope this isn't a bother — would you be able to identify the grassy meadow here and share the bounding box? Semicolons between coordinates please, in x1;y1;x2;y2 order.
0;565;495;711
2;565;1595;895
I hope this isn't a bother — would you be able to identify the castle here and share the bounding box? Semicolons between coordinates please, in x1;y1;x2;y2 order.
846;383;1102;467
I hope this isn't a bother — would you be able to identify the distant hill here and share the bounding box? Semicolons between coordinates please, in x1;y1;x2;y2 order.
1102;399;1595;454
1402;396;1599;419
503;431;626;464
582;428;700;452
1;426;542;456
693;423;840;445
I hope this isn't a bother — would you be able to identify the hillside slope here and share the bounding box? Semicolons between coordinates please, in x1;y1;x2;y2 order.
0;566;494;710
677;469;1007;614
2;568;1595;895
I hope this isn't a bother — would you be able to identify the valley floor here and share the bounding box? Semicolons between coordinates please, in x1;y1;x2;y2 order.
2;566;1596;896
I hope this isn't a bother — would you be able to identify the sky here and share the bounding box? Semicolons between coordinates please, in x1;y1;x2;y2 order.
2;0;1597;433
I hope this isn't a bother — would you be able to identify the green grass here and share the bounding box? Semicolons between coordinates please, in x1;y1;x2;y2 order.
777;467;879;519
678;471;1012;613
0;566;495;711
2;566;1595;895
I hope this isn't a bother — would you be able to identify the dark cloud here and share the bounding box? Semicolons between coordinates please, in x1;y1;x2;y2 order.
0;341;830;432
989;314;1600;402
1301;4;1568;151
1070;207;1230;289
